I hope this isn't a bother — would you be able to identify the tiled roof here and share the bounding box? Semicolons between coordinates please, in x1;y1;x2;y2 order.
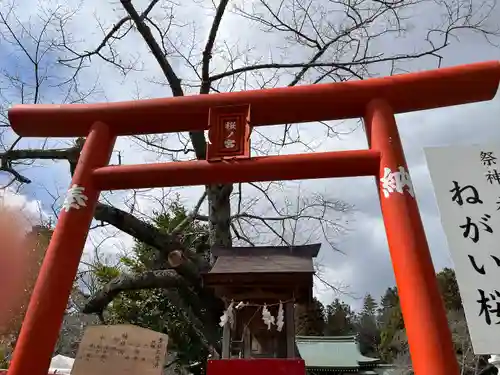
209;254;314;274
209;244;320;274
296;336;380;369
211;244;321;257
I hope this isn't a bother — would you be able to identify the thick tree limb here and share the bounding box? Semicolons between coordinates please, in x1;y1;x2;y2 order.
93;202;215;290
83;268;216;329
0;146;81;186
115;0;234;254
83;271;222;356
162;289;221;356
196;1;234;254
191;0;231;159
207;184;233;250
89;204;225;357
2;148;77;160
92;201;224;319
200;0;230;94
120;0;183;97
1;165;30;184
94;202;182;254
83;269;184;314
119;0;208;161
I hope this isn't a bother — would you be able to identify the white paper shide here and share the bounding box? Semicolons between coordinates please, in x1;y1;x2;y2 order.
62;184;89;212
219;301;285;332
425;144;500;354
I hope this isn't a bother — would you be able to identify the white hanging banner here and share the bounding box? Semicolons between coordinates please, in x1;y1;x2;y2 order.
425;144;500;354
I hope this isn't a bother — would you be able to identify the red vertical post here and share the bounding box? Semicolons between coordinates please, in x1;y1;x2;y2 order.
8;122;116;375
364;99;459;375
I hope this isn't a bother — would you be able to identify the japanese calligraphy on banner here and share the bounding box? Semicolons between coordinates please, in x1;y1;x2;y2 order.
425;144;500;354
71;324;168;375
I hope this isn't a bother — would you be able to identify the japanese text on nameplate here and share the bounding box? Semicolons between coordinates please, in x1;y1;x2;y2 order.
223;119;238;150
71;324;168;375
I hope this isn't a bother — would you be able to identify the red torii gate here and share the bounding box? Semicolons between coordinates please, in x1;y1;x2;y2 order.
6;61;500;375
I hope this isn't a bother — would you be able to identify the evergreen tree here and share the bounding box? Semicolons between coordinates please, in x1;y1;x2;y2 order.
437;268;462;311
295;298;326;336
356;294;380;357
377;287;403;362
361;294;378;316
90;202;214;374
375;270;493;374
324;299;356;336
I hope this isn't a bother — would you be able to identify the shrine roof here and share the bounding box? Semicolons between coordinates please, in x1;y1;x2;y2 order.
208;244;320;274
296;336;381;369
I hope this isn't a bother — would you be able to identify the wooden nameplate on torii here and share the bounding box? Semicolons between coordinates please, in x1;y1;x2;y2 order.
206;104;251;161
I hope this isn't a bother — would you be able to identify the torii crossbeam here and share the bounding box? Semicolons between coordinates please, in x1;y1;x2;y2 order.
6;61;500;375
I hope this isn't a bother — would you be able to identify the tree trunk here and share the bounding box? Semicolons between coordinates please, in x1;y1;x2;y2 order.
206;184;233;263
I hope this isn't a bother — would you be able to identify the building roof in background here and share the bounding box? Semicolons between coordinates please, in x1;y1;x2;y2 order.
296;336;380;369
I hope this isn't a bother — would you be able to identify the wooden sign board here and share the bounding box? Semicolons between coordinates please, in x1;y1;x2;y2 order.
425;144;500;354
206;104;251;161
71;324;168;375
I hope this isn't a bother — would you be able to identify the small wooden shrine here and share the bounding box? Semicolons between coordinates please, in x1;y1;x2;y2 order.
202;244;320;360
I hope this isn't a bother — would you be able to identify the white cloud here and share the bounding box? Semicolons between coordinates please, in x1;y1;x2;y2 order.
0;189;48;230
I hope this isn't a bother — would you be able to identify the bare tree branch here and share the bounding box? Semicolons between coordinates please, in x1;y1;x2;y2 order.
200;0;230;94
171;191;207;235
120;0;184;96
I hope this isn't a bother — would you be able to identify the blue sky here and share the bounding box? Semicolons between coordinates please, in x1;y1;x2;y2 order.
2;0;500;309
